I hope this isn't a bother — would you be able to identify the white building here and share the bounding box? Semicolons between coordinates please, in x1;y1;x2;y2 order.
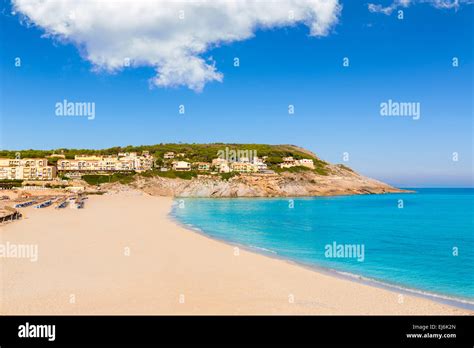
256;163;268;172
219;163;230;173
172;161;191;171
163;152;175;159
252;156;268;172
279;157;314;169
194;162;211;171
57;152;153;173
295;159;314;169
230;162;258;173
212;158;231;173
280;156;296;168
0;158;57;180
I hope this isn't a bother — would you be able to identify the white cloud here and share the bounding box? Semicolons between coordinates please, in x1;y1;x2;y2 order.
368;0;472;15
13;0;341;91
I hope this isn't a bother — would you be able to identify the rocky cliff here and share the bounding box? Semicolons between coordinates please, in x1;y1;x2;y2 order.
121;163;405;198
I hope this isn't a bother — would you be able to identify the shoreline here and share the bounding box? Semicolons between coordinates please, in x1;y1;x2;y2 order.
1;191;471;315
169;206;474;312
171;189;415;199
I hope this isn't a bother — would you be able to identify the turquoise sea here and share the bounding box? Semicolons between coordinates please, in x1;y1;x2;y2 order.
172;188;474;306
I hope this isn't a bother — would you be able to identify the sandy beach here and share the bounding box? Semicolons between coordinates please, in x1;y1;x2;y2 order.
0;191;471;315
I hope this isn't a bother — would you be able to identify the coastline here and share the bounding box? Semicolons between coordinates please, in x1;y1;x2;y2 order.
169;204;474;312
1;191;471;315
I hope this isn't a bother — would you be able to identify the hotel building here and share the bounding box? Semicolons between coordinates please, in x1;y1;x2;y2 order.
57;152;153;174
279;157;314;169
230;162;259;173
194;162;211;171
172;161;191;171
211;158;231;173
0;158;57;180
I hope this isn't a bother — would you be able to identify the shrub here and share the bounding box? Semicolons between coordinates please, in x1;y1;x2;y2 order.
82;172;136;185
274;166;311;173
338;164;354;172
154;170;198;180
314;166;329;176
220;172;240;181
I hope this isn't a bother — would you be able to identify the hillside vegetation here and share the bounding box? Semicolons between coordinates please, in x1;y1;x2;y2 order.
0;143;330;175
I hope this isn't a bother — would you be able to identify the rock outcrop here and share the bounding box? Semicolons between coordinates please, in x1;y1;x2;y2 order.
127;164;406;198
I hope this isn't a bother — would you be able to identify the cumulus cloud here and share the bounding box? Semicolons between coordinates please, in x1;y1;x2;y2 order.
368;0;472;15
13;0;341;91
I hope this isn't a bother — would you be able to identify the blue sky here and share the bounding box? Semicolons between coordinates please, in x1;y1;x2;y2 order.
0;0;472;187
